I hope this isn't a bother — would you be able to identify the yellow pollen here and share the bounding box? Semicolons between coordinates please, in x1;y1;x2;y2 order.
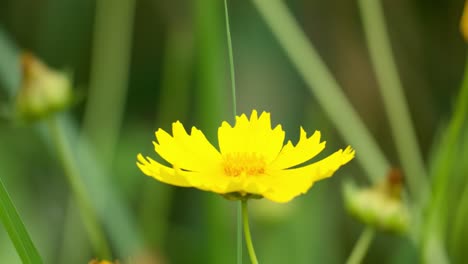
222;152;266;177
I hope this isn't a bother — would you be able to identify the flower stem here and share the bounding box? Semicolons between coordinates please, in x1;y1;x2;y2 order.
242;200;258;264
223;1;242;263
47;115;111;259
346;226;375;264
237;201;243;264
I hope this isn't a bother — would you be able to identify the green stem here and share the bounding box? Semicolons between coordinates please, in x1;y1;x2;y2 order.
82;0;135;165
47;116;111;259
224;0;237;117
242;200;258;264
252;0;389;183
357;0;429;203
223;1;242;263
346;226;375;264
237;202;243;264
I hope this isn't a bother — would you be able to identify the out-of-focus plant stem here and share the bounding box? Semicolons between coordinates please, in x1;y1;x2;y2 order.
47;115;111;259
223;1;242;263
139;22;192;249
346;226;375;264
194;0;231;263
357;0;429;205
252;0;390;184
437;56;468;259
449;133;468;260
451;126;468;259
82;0;135;165
422;54;468;262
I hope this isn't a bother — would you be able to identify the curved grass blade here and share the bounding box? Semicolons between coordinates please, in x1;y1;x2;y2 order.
0;177;43;264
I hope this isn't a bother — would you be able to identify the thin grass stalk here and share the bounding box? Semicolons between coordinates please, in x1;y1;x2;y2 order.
63;117;144;257
346;226;375;264
47;115;111;259
223;1;242;263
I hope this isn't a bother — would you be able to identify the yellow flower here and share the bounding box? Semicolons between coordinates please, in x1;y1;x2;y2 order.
461;0;468;42
88;260;118;264
137;110;354;203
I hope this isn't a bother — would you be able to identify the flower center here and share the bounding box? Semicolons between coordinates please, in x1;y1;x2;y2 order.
222;152;266;177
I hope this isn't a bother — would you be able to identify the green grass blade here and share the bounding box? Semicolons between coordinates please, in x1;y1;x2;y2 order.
0;177;43;264
425;56;468;263
357;0;429;203
252;0;389;183
82;0;136;165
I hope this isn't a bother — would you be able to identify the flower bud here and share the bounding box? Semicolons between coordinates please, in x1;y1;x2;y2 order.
16;52;72;120
343;169;410;233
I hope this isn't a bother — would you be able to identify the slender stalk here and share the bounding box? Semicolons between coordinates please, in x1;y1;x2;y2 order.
224;0;237;117
47;115;111;259
252;0;390;183
237;202;243;264
223;1;242;263
242;200;258;264
357;0;429;203
346;226;375;264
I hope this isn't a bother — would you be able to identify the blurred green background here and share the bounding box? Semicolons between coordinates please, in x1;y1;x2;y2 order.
0;0;467;263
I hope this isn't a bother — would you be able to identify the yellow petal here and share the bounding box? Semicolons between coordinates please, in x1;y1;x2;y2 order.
261;146;355;203
287;146;355;183
136;154;191;187
218;110;285;163
154;121;221;172
270;128;325;169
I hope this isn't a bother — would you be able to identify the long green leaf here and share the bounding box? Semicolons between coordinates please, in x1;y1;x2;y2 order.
252;0;390;183
0;177;43;264
357;0;429;202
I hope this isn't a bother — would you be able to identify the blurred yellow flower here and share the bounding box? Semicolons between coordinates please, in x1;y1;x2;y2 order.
88;260;118;264
461;0;468;42
137;110;354;203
